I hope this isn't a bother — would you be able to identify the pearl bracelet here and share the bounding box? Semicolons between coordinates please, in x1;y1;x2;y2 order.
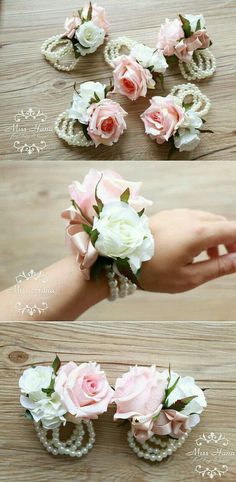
171;83;211;118
104;36;137;67
105;265;137;301
179;49;216;81
128;429;191;462
55;110;94;147
35;420;95;458
41;35;79;72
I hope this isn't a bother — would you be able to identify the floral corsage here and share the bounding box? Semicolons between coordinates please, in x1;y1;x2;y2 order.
156;14;216;81
55;81;127;147
19;356;113;458
105;38;168;100
113;364;207;462
61;169;154;300
41;3;109;71
141;83;212;156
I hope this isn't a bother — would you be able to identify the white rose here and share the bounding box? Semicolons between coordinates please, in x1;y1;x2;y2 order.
19;366;53;396
174;128;201;152
79;81;106;101
180;110;203;130
69;93;90;124
162;370;207;428
75;21;105;56
20;392;67;429
93;201;154;273
184;14;206;32
131;44;168;74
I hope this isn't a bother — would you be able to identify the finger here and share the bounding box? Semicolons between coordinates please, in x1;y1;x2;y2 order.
207;246;219;259
194;211;227;222
186;253;236;287
200;221;236;250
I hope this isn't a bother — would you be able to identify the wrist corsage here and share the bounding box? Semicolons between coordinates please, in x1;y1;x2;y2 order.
113;365;207;462
61;169;154;300
55;81;127;147
141;83;212;156
156;14;216;81
19;357;113;458
104;37;168;100
41;3;109;71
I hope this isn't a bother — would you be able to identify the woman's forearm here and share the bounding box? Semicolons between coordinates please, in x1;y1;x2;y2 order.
0;256;108;321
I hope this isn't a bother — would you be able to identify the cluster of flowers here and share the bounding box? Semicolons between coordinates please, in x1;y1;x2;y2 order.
69;82;128;147
141;94;205;152
112;43;168;101
62;169;154;280
157;14;212;64
20;359;206;445
63;2;109;57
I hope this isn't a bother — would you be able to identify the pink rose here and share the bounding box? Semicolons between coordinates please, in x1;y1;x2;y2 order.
175;36;202;63
63;16;81;39
87;99;127;147
157;18;184;56
141;95;185;144
113;365;167;420
61;169;152;279
113;55;154;101
191;29;211;49
92;4;110;35
55;361;113;419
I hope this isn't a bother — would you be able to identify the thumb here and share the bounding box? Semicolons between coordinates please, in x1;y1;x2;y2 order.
188;253;236;287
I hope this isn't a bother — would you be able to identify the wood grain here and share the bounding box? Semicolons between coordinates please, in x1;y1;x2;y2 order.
0;0;235;161
1;160;236;321
0;321;236;482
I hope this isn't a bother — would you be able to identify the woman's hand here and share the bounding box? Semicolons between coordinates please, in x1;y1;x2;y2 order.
140;209;236;293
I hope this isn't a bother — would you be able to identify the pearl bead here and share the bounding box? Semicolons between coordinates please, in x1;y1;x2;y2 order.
179;48;216;81
104;37;137;67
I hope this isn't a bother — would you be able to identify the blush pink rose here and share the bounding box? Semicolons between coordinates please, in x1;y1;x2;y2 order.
92;4;110;35
157;18;184;56
87;99;127;147
61;169;152;279
141;95;185;144
191;29;211;49
113;365;167;420
63;16;81;39
113;55;154;101
55;361;113;419
174;36;202;63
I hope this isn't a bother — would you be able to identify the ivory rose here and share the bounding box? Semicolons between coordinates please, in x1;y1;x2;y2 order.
19;366;54;396
141;95;185;144
75;20;105;55
156;18;184;56
92;4;110;35
113;55;155;101
55;361;113;419
87;99;127;146
131;44;168;74
64;16;81;39
20;392;67;430
113;365;167;420
93;201;155;273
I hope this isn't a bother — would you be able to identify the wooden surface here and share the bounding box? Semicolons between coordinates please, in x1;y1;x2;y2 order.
2;160;236;321
0;0;236;161
0;321;236;482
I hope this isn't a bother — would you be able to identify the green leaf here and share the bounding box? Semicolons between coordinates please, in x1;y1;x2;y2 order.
87;2;93;21
164;376;180;406
42;376;55;397
81;122;92;141
93;205;100;216
148;65;154;72
82;224;92;235
116;258;139;285
25;409;33;421
72;43;81;58
199;129;214;134
94;175;104;214
71;199;92;225
167;139;178;160
90;256;112;281
52;355;61;375
93;92;101;103
137;208;145;217
183;102;192;111
179;14;192;37
168;395;198;412
120;188;130;203
196;19;201;31
90;229;99;246
166;55;178;65
104;79;114;97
